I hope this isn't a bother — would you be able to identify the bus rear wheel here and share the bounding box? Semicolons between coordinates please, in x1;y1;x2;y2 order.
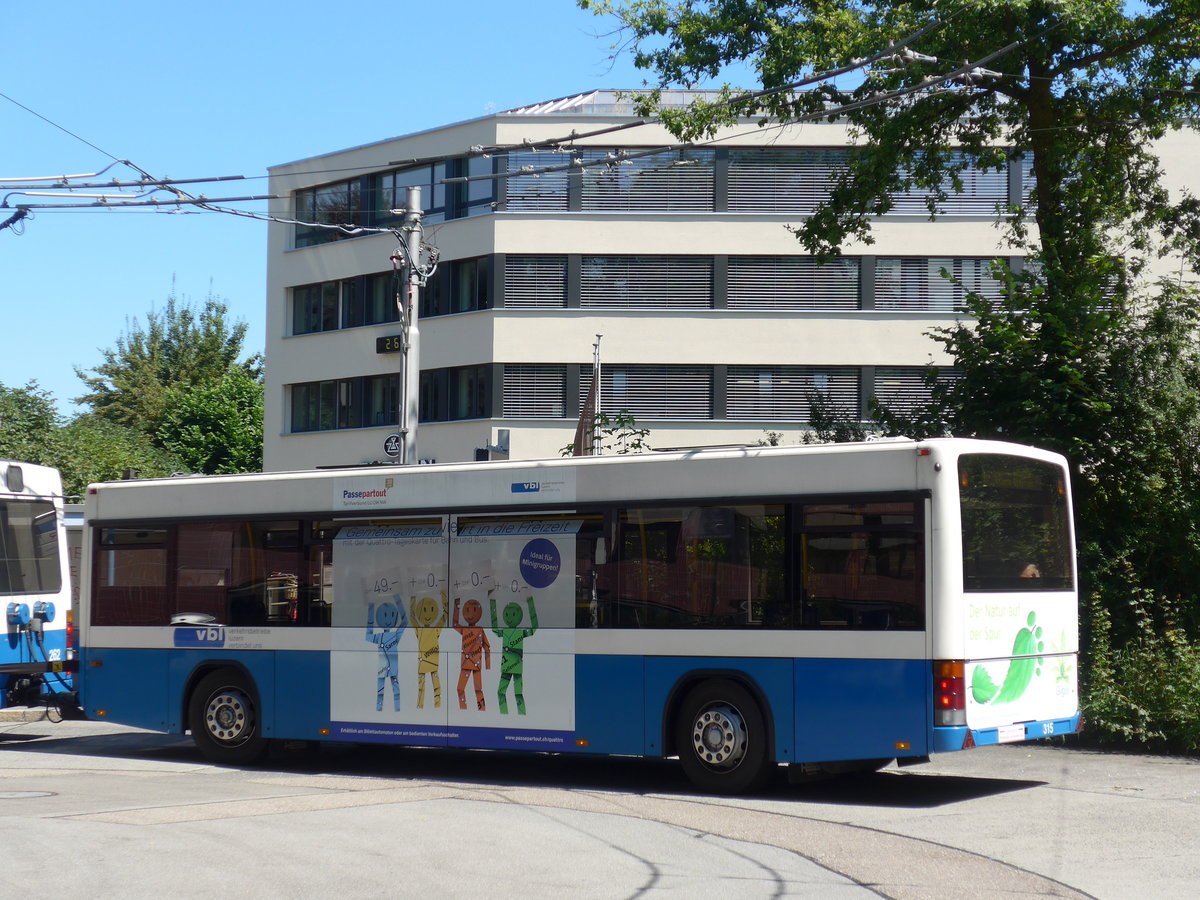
675;679;771;794
189;669;268;766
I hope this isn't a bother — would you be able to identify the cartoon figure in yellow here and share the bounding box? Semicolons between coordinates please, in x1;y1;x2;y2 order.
411;591;448;709
453;594;492;711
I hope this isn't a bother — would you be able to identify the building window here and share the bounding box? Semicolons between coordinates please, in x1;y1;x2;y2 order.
451;365;491;419
455;155;497;218
875;258;1006;312
872;367;959;417
727;257;859;310
373;163;447;227
293;158;498;248
889;152;1009;215
421;257;490;318
419;366;493;422
580;256;712;309
728;148;850;214
504;255;567;308
578;148;716;211
727;367;860;421
503;150;571;211
294;178;367;248
290;274;399;335
580;365;712;420
503;365;566;418
290;375;399;433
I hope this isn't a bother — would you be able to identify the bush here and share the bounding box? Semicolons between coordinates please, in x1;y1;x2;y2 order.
1082;587;1200;753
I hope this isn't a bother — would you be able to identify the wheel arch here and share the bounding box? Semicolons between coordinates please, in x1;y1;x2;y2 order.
181;660;261;733
661;668;777;761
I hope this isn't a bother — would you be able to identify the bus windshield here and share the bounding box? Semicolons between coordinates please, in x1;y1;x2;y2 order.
958;454;1073;592
0;498;63;595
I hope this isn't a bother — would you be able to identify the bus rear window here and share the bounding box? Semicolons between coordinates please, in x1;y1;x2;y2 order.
958;454;1073;592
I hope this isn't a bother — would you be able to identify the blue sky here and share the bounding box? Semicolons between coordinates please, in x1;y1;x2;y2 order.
0;0;705;414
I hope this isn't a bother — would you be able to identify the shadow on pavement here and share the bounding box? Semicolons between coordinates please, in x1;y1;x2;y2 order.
1;725;1045;809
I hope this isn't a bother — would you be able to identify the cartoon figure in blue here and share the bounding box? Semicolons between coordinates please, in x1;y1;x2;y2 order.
490;595;538;715
366;596;407;711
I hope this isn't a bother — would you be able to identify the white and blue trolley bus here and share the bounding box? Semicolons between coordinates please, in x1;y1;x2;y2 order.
2;460;76;709
79;438;1080;792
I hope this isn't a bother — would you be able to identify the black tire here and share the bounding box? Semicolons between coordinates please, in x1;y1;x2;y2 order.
188;668;268;766
674;679;772;795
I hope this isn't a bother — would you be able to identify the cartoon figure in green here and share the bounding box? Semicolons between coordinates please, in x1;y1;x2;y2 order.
490;595;538;715
411;591;448;709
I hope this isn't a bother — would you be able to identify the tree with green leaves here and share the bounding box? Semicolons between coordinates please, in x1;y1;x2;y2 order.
0;382;184;497
561;410;652;455
156;368;264;474
53;416;185;498
0;381;60;465
76;290;261;431
581;0;1200;579
582;0;1200;745
76;290;263;474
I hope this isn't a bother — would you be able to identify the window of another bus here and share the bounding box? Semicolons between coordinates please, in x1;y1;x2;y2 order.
0;499;62;595
958;454;1073;592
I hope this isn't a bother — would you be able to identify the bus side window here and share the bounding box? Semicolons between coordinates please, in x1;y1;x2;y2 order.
92;527;169;626
302;538;334;627
795;499;924;630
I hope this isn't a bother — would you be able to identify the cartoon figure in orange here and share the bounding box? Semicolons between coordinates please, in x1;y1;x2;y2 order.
453;594;492;710
411;591;448;709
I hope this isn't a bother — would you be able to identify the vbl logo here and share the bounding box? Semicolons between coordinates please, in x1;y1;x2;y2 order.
173;626;226;648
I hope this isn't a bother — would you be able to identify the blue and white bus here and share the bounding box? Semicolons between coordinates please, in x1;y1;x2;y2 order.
79;438;1080;792
2;460;76;709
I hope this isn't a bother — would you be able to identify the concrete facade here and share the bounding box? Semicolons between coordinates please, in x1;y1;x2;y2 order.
265;91;1039;471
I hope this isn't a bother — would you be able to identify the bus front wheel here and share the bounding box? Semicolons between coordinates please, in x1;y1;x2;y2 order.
188;669;268;766
675;679;771;794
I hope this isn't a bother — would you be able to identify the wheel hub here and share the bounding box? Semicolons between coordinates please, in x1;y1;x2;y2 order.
691;703;748;769
206;690;252;744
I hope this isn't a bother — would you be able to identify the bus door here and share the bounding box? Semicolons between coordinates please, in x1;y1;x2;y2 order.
327;517;451;746
446;513;582;751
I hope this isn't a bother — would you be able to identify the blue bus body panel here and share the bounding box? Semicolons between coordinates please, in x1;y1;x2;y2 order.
80;647;172;731
2;628;72;698
166;651;283;736
644;656;796;761
84;647;1070;764
575;655;645;755
273;651;331;738
793;659;930;762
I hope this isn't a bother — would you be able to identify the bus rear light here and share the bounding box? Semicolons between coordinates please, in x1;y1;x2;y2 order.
934;660;967;727
66;609;75;649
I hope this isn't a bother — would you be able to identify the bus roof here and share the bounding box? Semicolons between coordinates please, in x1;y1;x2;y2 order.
83;438;1066;525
